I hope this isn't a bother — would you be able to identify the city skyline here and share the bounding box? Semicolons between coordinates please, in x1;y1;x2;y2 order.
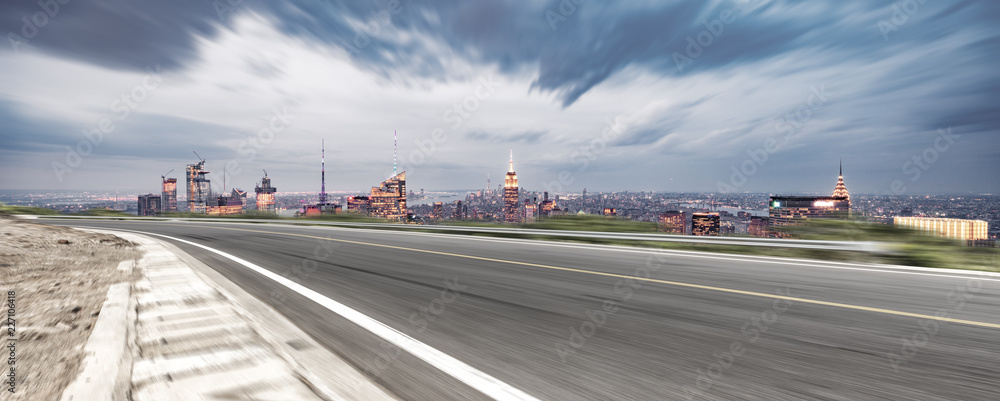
1;2;998;194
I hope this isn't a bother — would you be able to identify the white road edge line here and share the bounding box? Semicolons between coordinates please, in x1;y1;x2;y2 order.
110;228;541;401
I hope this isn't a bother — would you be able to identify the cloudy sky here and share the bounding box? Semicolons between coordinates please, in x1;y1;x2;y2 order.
0;0;997;195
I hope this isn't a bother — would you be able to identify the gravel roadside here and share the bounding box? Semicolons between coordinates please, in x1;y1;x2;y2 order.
0;217;139;400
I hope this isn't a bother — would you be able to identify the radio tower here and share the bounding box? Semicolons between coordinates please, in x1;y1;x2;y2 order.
393;130;397;176
319;139;327;204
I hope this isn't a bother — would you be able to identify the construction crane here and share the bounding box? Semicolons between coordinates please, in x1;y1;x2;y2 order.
263;169;268;177
160;169;173;181
193;151;204;162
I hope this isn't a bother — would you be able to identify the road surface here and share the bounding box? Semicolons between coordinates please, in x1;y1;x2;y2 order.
40;219;1000;400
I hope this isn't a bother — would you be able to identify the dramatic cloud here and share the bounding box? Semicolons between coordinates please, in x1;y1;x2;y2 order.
0;0;998;195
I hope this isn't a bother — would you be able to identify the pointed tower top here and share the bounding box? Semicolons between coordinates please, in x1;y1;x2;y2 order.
509;148;514;173
833;160;850;202
393;130;397;176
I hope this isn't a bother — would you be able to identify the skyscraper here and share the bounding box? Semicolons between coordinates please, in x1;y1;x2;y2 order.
138;194;161;216
369;172;407;219
832;160;850;207
767;196;850;234
503;150;520;223
692;212;720;236
161;177;177;213
185;158;211;213
255;171;277;214
659;211;686;234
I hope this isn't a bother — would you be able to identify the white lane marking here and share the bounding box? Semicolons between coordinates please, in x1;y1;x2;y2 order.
286;224;1000;281
112;228;541;401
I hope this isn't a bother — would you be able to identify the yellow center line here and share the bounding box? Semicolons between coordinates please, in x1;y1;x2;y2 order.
127;221;1000;330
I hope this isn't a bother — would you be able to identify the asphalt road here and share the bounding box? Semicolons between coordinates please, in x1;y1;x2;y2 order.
40;219;1000;400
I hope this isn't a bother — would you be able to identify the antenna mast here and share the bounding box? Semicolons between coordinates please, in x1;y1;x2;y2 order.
320;139;327;204
393;130;397;176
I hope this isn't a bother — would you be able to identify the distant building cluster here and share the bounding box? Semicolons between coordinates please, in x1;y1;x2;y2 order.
137;151;271;217
121;144;995;247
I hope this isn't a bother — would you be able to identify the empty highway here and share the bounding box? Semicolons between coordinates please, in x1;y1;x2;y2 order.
42;219;1000;400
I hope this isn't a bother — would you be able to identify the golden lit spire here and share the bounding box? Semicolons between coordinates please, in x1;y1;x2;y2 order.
832;160;850;203
504;149;517;189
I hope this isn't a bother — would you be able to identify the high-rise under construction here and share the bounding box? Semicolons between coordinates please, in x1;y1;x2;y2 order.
255;171;277;214
186;156;210;213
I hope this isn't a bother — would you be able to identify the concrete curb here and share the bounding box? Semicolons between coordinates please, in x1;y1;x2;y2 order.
59;283;133;401
72;227;398;401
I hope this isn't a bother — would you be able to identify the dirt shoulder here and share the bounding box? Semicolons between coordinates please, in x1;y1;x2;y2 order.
0;217;139;401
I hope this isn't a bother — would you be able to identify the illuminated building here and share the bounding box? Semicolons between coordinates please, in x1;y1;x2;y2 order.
539;192;556;217
370;172;407;219
503;150;520;223
832;160;851;207
893;217;988;241
454;200;464;220
302;203;341;216
185;158;211;213
255;172;277;214
161;177;177;213
230;188;248;210
347;196;370;214
768;196;850;234
138;194;161;216
524;200;537;223
432;202;443;220
206;194;243;216
659;211;686;234
749;216;768;238
692;212;720;236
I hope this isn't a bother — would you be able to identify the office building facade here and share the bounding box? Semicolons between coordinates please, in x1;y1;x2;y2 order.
138;194;161;216
503;151;520;223
370;172;407;219
894;217;988;241
692;212;720;236
161;177;177;213
186;160;211;213
255;173;277;214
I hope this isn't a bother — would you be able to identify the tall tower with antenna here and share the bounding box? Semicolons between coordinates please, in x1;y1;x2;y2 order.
503;149;520;223
393;130;398;177
320;139;327;204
